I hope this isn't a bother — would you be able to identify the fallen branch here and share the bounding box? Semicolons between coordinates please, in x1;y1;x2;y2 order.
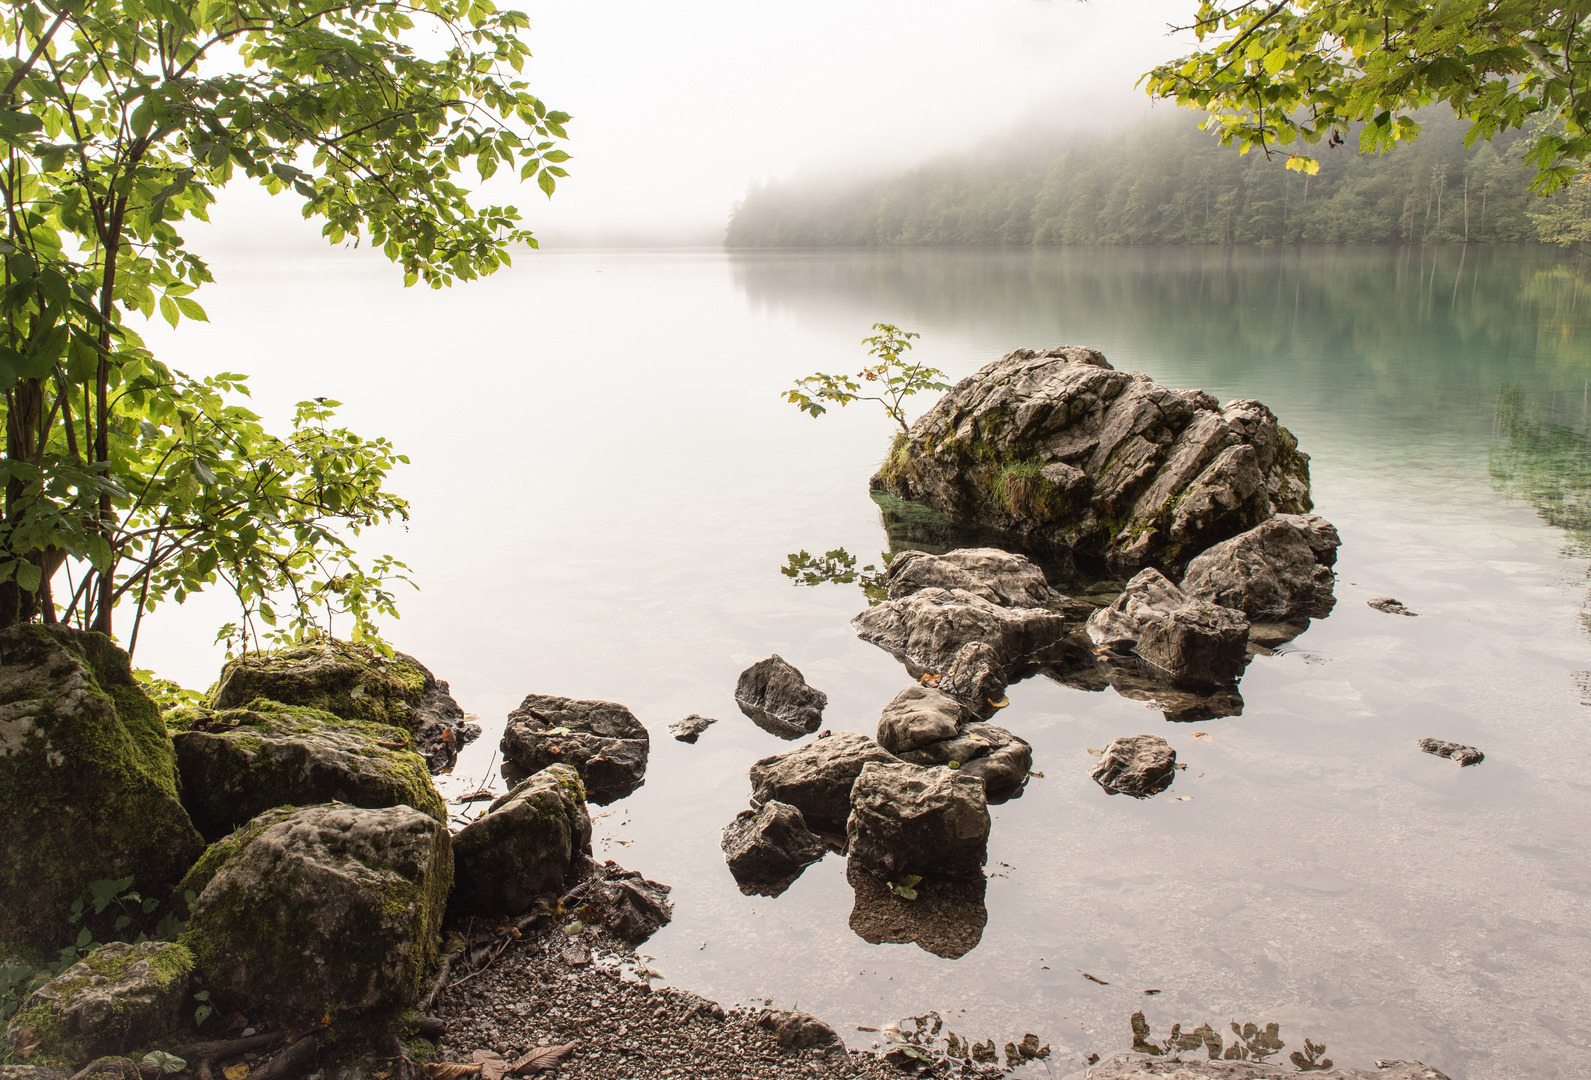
421;936;468;1014
174;1031;288;1061
248;1032;320;1080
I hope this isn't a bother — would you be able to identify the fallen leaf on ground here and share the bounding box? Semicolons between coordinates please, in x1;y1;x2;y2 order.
511;1044;576;1074
1191;732;1212;741
423;1065;482;1080
223;1066;249;1080
918;672;942;687
141;1052;187;1074
472;1050;508;1080
890;874;923;900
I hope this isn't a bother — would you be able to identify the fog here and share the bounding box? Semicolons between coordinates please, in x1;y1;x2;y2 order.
200;0;1190;251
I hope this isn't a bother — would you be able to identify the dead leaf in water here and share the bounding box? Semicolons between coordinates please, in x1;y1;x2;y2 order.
511;1044;576;1074
987;695;1009;709
1174;795;1192;801
1085;747;1104;757
1191;732;1212;741
1082;972;1109;985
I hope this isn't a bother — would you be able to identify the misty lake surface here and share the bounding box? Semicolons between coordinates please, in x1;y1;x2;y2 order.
140;243;1591;1079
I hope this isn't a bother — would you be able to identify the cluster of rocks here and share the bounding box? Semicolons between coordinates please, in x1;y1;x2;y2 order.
1;627;666;1071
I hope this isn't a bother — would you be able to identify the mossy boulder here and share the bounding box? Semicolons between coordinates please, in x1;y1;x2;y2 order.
166;700;445;842
0;625;204;949
450;764;592;917
4;941;191;1064
178;802;451;1022
208;640;478;773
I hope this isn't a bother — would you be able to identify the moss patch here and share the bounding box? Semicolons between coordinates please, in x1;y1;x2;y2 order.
208;640;430;732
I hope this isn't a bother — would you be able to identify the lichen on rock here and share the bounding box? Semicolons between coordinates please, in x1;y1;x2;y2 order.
166;699;445;841
0;625;204;949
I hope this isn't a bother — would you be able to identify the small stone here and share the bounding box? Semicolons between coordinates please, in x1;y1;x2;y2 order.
1418;738;1484;766
1091;735;1177;798
670;714;717;743
1369;597;1419;616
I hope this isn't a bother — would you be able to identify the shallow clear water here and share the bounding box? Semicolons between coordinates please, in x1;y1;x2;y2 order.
140;245;1591;1079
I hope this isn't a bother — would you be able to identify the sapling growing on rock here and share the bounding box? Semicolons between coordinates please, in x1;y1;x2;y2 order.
784;324;950;435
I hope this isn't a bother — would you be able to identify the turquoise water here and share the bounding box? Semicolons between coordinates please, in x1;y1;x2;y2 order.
141;244;1591;1078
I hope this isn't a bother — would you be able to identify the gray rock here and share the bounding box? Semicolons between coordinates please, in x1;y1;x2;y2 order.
1086;1052;1451;1079
852;586;1073;679
0;626;204;950
0;1068;69;1080
1091;734;1177;798
721;801;829;897
897;721;1033;803
1087;569;1249;685
885;547;1056;607
166;701;445;842
734;655;827;737
4;942;190;1063
209;640;478;773
1419;738;1484;766
871;348;1312;571
590;870;672;944
1181;513;1340;622
876;684;967;754
756;1009;843;1052
846;760;990;880
178;802;451;1020
500;694;650;804
669;714;716;743
846;859;987;960
937;640;1011;713
1369;597;1419;616
450;764;592;917
748;730;899;831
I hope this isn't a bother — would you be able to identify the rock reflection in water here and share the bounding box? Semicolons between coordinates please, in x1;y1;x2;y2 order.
846;859;988;959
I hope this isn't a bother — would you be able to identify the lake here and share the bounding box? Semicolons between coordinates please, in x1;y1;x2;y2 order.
138;244;1591;1079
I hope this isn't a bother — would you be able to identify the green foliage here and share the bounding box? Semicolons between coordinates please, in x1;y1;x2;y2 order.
1530;173;1591;254
0;0;568;646
1142;1;1591;193
781;547;889;605
727;111;1538;247
784;324;949;433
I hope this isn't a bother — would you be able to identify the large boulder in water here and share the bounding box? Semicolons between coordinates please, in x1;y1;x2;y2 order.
500;694;650;804
4;941;191;1063
209;640;478;772
1181;513;1340;623
748;730;898;832
166;701;444;842
721;800;829;897
450;764;592;917
178;802;451;1021
734;655;827;738
0;626;204;950
884;548;1056;607
846;760;990;880
871;348;1312;571
1088;568;1250;685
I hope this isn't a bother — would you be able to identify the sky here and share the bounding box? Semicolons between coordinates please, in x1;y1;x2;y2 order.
206;0;1194;249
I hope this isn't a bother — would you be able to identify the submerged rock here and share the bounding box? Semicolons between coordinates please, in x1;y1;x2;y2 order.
1369;597;1419;616
451;764;592;917
1419;738;1484;766
896;721;1033;803
871;348;1312;571
721;801;829;897
846;760;990;880
4;941;191;1063
884;547;1056;607
500;694;650;804
846;859;987;960
167;701;444;842
209;640;478;772
748;730;899;832
1091;734;1178;798
734;655;827;737
1181;513;1340;623
1087;568;1249;685
670;714;717;743
179;802;451;1021
0;626;204;950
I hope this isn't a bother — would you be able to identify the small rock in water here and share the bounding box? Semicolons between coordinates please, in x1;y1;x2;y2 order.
720;801;829;897
1091;734;1178;798
669;714;716;743
734;654;827;737
1419;738;1484;766
1368;597;1418;616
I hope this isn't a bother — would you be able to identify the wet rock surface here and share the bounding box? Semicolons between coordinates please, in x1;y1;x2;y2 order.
1088;569;1249;686
1419;738;1485;766
884;547;1056;607
1181;513;1340;623
895;720;1033;803
757;1010;844;1052
669;714;716;743
0;625;204;950
852;587;1074;686
876;684;967;754
1091;734;1178;798
846;859;988;959
846;760;990;880
735;655;827;737
748;730;899;831
167;701;445;841
179;801;451;1021
721;800;829;897
451;764;593;917
209;640;478;773
588;870;673;944
5;941;190;1063
871;347;1312;570
1369;597;1419;616
501;694;650;805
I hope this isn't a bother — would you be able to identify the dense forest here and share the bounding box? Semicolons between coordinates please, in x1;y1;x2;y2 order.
725;111;1549;247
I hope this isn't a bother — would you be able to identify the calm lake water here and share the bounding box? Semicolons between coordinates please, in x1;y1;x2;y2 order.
139;245;1591;1079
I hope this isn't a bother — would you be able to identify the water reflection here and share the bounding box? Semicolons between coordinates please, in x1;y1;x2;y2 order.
781;548;889;605
846;859;988;959
1490;384;1591;555
1128;1011;1328;1067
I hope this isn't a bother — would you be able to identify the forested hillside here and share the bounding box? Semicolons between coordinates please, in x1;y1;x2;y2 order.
725;111;1545;246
